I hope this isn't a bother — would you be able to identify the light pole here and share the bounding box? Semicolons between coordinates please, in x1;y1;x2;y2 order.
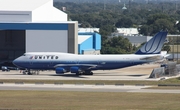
177;35;179;63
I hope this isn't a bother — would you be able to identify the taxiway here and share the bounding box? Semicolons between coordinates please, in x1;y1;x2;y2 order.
0;64;160;80
0;64;179;93
0;83;180;93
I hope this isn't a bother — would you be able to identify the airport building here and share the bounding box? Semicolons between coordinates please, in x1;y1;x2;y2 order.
78;33;101;54
0;0;78;65
78;28;99;33
78;28;138;36
123;36;152;46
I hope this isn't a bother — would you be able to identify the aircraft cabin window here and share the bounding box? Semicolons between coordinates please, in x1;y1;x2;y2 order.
39;56;42;59
51;56;54;59
47;56;49;59
43;56;45;59
35;56;38;59
55;56;58;59
29;56;33;59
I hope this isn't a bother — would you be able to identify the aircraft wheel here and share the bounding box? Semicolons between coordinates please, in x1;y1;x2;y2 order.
84;71;93;75
37;71;39;75
75;72;79;76
90;72;93;75
23;70;27;75
27;70;32;75
28;72;32;75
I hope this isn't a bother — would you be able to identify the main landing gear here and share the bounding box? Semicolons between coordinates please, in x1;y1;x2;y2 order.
22;69;39;75
75;71;93;76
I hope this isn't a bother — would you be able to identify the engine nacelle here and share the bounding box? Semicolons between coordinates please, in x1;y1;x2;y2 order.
55;67;67;74
70;67;80;73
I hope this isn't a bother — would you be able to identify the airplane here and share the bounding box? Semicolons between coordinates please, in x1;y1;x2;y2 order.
13;31;168;75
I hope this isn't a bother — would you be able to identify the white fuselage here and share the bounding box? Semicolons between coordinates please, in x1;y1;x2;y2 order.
13;52;162;70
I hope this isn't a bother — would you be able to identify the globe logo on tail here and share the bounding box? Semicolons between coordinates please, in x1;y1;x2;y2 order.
135;31;168;54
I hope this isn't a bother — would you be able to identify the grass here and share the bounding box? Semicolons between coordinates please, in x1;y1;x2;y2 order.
0;90;180;110
0;77;180;85
0;77;180;109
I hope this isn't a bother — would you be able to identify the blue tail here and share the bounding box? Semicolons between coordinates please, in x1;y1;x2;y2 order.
135;31;168;55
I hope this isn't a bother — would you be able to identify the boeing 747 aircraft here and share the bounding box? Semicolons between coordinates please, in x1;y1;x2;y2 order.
13;31;168;75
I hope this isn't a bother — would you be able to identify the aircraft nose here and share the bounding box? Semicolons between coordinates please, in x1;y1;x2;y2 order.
13;58;20;67
13;56;26;69
12;59;18;66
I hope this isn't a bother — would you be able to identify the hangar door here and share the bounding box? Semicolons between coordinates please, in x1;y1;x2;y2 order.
0;30;25;64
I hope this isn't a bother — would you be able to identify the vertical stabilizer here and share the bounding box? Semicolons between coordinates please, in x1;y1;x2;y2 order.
135;31;168;54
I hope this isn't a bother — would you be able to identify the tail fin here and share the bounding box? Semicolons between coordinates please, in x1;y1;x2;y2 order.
135;31;168;55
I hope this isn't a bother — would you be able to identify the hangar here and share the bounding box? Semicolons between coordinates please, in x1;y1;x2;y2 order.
0;0;78;65
78;33;101;55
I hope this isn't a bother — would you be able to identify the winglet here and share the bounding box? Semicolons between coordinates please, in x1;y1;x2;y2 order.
135;31;168;55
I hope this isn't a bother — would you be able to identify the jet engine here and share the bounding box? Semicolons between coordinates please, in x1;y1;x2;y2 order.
55;67;68;74
70;67;81;73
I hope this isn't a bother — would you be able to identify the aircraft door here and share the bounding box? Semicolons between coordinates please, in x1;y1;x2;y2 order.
49;56;54;68
76;59;79;64
73;58;79;64
29;56;34;66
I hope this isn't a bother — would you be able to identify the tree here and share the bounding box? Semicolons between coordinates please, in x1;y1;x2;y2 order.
153;19;175;34
81;22;91;28
163;45;171;53
99;25;116;35
115;17;133;28
146;14;170;25
54;2;180;54
139;13;177;35
139;25;149;35
101;36;133;54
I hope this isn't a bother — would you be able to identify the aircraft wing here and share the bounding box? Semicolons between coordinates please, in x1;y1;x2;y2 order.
54;64;98;69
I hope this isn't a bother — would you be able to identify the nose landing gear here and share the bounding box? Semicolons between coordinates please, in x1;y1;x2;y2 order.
22;69;39;75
